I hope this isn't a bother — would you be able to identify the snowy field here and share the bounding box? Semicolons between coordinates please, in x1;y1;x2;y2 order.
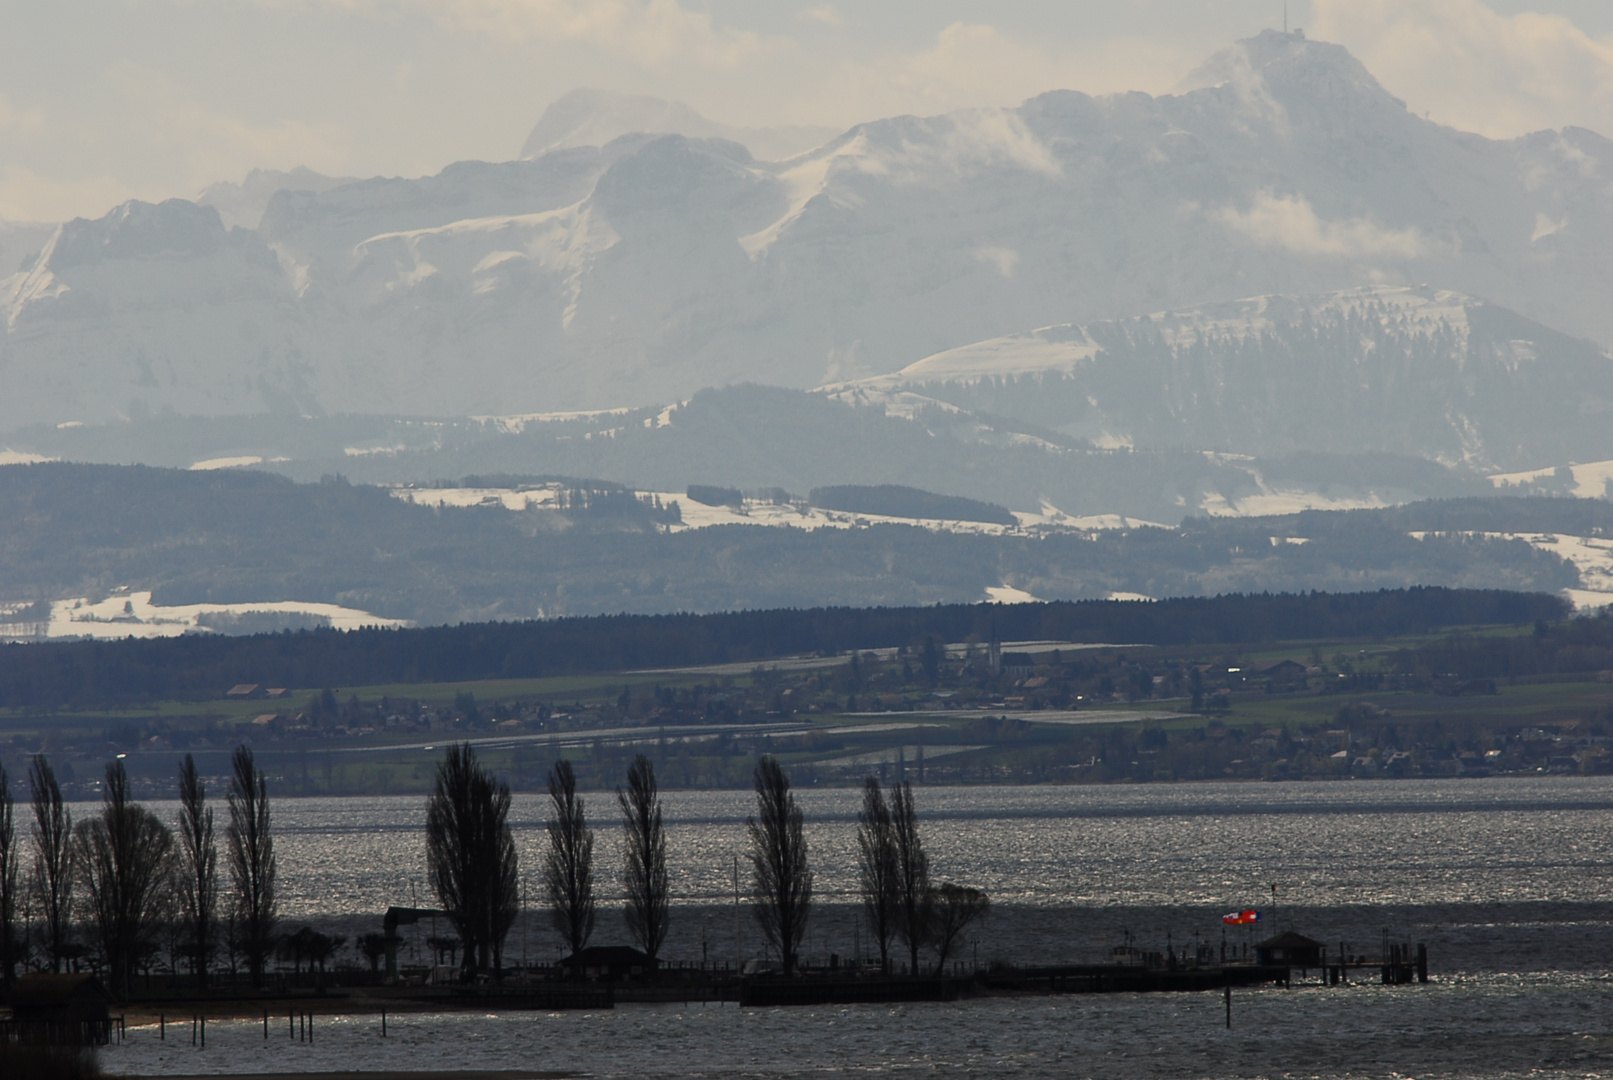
0;589;410;643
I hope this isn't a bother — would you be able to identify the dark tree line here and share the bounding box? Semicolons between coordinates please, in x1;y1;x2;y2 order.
0;745;979;989
0;746;278;997
0;588;1565;709
856;774;989;976
421;749;673;980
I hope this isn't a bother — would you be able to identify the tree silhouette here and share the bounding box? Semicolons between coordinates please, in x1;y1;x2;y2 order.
618;755;669;964
543;760;595;959
28;755;73;973
891;781;929;976
855;776;898;974
226;746;277;987
176;754;217;987
928;883;990;971
75;759;175;1000
425;744;519;979
0;764;16;986
748;756;811;976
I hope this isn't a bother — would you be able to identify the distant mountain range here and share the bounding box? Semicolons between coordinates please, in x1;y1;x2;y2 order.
4;26;1613;585
4;31;1613;439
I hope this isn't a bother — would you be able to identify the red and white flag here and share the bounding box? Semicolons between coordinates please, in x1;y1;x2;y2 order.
1222;909;1261;925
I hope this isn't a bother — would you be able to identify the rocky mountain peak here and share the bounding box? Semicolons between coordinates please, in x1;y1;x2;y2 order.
1178;29;1406;118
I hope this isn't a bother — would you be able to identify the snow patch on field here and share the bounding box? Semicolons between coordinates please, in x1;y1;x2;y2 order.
470;407;634;434
2;590;412;642
189;456;263;470
385;483;1318;537
655;493;1025;537
0;450;56;465
1500;533;1613;611
1200;486;1392;517
985;585;1042;604
1490;458;1613;498
393;485;564;511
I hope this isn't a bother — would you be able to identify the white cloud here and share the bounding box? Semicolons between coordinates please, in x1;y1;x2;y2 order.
1214;191;1435;260
797;5;843;28
973;245;1020;278
1313;0;1613;139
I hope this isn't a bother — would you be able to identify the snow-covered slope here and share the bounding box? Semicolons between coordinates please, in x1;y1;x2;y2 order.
0;220;56;278
7;31;1613;438
0;200;318;424
826;285;1613;471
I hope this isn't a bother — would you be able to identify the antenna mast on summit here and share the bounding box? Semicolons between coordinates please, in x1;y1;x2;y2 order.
1284;2;1288;35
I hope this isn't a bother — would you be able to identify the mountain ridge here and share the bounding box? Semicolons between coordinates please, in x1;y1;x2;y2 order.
4;31;1612;480
823;284;1613;471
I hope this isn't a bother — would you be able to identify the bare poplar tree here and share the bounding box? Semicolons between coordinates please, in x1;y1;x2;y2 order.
177;754;218;986
748;756;811;976
891;780;929;976
75;759;176;1000
425;744;519;980
0;763;16;986
29;755;73;972
226;745;277;986
543;760;595;959
855;776;898;974
617;755;669;964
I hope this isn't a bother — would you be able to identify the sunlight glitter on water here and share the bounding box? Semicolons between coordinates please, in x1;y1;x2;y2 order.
101;973;1613;1079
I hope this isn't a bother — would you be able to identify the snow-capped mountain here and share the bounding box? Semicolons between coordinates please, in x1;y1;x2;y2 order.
825;285;1613;472
6;30;1613;449
1;200;318;424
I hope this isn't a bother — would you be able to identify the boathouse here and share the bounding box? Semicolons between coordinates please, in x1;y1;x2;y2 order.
4;974;114;1043
561;946;653;981
1254;931;1324;967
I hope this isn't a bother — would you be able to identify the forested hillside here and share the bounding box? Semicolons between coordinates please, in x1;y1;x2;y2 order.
0;588;1568;709
0;464;1582;626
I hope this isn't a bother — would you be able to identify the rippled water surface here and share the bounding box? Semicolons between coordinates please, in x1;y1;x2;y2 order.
95;778;1613;1077
122;776;1613;916
102;974;1613;1079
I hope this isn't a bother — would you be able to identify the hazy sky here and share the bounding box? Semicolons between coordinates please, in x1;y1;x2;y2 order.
4;0;1613;223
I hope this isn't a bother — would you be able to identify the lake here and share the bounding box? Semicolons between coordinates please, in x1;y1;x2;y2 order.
98;776;1613;1077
